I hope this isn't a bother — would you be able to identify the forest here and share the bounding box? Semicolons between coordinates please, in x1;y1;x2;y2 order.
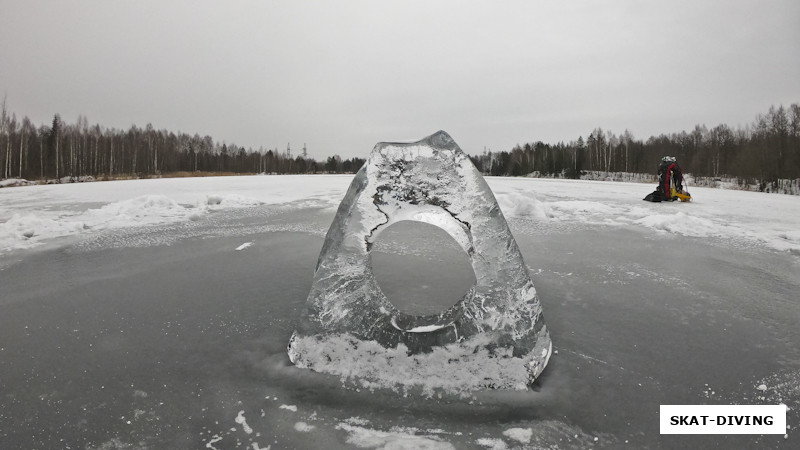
472;103;800;190
1;99;798;192
0;98;365;181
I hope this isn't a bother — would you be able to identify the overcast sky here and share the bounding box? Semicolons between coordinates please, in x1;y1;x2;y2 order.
1;0;798;159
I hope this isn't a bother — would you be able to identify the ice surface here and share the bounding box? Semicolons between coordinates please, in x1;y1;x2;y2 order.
2;183;799;449
287;131;552;394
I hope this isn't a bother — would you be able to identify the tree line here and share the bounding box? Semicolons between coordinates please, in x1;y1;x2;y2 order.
2;98;798;189
0;98;365;181
470;103;800;187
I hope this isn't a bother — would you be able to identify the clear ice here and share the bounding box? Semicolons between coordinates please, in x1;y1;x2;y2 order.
287;131;552;395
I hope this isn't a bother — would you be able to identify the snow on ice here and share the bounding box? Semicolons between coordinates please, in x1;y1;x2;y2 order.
235;242;254;251
3;174;798;258
293;421;316;432
502;427;533;444
475;437;508;449
235;410;253;434
335;422;455;449
0;175;349;254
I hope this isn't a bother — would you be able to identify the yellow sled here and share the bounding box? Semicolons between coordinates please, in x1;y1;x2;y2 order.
671;187;692;202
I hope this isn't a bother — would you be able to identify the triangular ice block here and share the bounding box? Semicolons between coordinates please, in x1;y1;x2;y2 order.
287;131;551;395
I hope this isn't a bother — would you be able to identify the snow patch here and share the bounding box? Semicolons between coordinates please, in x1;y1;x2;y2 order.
235;242;253;251
0;178;36;188
634;212;721;237
1;213;86;250
87;195;195;228
502;427;532;444
549;200;614;216
475;437;508;449
205;434;223;449
0;175;352;255
289;330;551;396
235;410;253;434
496;191;551;220
293;421;315;432
205;194;262;207
3;175;800;256
336;423;455;449
344;416;371;426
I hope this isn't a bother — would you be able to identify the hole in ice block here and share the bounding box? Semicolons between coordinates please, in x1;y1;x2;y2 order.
371;220;476;316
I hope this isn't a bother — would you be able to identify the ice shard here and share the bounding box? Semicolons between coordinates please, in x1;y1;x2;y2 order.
287;131;551;395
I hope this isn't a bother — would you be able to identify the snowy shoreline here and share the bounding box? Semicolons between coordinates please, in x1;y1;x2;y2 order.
524;171;800;196
3;171;800;195
2;174;799;257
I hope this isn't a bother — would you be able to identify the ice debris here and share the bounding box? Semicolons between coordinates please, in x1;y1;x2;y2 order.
235;410;253;434
294;422;315;432
235;242;254;251
287;131;552;395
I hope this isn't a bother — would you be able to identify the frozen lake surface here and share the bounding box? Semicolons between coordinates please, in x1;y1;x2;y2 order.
1;175;799;449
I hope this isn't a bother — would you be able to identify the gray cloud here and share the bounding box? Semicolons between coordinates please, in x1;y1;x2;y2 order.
1;0;798;159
